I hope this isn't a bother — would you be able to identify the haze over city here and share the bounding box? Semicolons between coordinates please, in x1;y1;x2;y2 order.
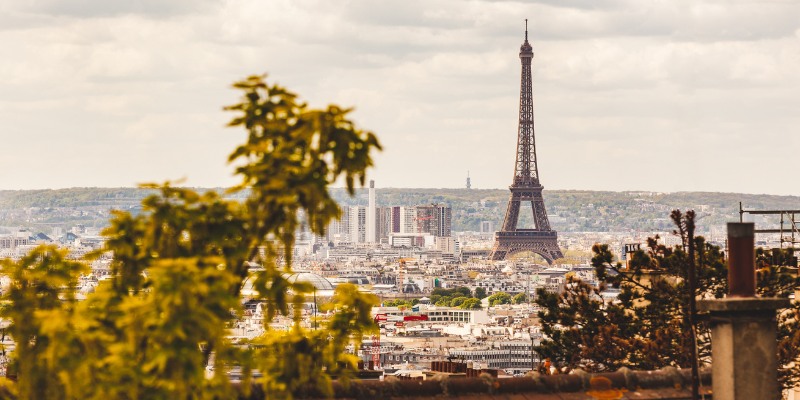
1;0;799;195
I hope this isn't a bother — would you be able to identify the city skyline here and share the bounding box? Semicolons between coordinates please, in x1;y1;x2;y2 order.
1;1;799;195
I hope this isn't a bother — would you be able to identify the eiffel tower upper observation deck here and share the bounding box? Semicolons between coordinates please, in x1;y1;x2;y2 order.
490;21;563;264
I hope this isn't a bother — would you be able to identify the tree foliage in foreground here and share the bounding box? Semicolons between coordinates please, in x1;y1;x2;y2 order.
0;74;382;399
535;210;800;391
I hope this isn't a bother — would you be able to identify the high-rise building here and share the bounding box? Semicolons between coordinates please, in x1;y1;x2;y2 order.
326;209;348;244
434;204;452;237
406;204;452;237
376;206;393;242
413;205;437;235
367;180;376;243
341;207;352;241
391;206;401;233
348;206;367;243
399;207;415;234
327;203;450;245
466;171;471;189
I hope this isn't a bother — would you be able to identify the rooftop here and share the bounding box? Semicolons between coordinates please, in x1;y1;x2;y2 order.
243;367;712;399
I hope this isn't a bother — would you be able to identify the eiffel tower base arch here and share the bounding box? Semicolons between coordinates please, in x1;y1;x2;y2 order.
490;231;563;264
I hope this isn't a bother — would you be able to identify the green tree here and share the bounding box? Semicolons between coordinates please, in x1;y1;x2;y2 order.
435;296;453;307
1;246;87;399
449;296;469;307
383;299;413;308
0;74;382;400
460;298;482;310
430;286;472;298
487;292;511;306
512;293;528;304
454;287;472;298
535;210;800;391
473;287;487;299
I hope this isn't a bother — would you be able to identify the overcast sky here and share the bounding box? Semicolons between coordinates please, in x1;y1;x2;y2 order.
1;0;798;195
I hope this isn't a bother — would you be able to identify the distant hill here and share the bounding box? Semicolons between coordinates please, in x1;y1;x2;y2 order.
0;187;797;234
332;188;800;233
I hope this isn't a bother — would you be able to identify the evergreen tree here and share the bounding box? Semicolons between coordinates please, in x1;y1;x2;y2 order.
535;210;800;391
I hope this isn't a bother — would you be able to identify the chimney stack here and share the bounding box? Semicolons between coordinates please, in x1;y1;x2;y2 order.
698;222;788;399
727;223;756;297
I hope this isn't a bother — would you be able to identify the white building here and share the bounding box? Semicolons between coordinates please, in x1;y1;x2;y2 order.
420;306;489;324
435;237;456;254
399;207;415;234
367;180;376;243
348;206;367;243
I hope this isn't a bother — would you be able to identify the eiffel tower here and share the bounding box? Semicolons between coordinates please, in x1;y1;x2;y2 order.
490;21;563;264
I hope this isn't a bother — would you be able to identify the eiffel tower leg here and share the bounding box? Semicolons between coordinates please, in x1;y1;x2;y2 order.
501;193;521;232
529;189;551;232
490;243;507;261
542;239;564;262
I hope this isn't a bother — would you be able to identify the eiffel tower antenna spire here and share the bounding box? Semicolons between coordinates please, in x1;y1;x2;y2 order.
525;19;528;41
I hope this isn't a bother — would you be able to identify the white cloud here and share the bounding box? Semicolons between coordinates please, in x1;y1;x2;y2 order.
0;0;798;195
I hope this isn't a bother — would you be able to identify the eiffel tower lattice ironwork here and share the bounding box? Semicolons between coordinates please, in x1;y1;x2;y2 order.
490;21;563;264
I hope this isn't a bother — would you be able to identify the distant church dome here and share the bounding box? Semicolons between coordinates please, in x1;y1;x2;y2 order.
284;272;334;291
240;271;334;297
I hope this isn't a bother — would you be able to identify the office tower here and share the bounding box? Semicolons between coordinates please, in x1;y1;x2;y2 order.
391;206;401;233
349;206;367;243
376;206;393;242
435;204;452;237
367;180;376;243
399;206;415;234
408;204;452;237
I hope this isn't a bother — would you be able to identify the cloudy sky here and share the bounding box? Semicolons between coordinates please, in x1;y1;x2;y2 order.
1;0;799;195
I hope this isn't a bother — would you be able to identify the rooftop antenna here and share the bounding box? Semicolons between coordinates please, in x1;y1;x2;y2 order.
525;18;528;41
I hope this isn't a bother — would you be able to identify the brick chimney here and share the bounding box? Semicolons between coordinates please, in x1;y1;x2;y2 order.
698;222;789;399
